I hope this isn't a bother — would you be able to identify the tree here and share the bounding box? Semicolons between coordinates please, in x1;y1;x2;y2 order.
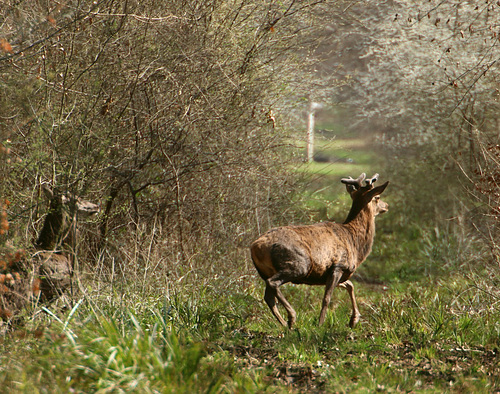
0;0;359;276
323;0;500;259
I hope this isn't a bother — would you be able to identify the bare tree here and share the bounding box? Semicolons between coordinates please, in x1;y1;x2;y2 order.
0;0;360;281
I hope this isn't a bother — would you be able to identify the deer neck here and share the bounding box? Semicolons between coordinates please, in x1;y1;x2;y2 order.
36;203;69;250
343;206;376;262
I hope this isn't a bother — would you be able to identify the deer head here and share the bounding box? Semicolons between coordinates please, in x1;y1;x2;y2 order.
341;173;389;222
36;185;99;250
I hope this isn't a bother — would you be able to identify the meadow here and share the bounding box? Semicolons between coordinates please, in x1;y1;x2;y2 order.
1;133;499;393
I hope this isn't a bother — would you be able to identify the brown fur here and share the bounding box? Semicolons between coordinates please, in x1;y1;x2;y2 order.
250;174;389;329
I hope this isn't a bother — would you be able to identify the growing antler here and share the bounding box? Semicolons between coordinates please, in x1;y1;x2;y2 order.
341;173;379;190
341;173;366;190
365;173;379;187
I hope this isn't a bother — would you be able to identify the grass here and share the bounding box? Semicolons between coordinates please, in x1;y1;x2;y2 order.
2;273;498;392
1;132;500;392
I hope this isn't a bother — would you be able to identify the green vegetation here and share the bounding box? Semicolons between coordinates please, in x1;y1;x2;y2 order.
2;135;499;392
2;272;498;392
1;1;499;392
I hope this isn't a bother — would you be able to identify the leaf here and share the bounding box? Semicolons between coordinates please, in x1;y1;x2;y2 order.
0;38;13;53
47;15;57;27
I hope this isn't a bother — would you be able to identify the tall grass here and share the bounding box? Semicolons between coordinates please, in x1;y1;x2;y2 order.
2;254;498;392
1;296;280;393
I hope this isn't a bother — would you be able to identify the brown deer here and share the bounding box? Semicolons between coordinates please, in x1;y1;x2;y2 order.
34;185;99;301
250;173;389;329
0;186;99;324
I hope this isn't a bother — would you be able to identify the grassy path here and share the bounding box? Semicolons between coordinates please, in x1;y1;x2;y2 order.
1;133;499;392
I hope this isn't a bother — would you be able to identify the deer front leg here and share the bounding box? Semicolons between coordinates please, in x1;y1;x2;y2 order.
319;269;343;325
339;280;360;328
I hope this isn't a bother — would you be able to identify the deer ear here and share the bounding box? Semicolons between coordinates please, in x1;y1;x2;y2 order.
41;184;54;199
366;181;389;200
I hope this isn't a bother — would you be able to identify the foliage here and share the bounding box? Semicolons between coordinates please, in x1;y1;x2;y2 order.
0;141;31;324
467;140;500;265
333;0;500;143
0;0;354;275
1;0;500;392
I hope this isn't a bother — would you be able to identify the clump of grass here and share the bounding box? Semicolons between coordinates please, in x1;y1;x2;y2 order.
0;299;281;393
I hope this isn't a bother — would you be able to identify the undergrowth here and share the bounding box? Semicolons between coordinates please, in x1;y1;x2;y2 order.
1;135;499;392
1;262;499;392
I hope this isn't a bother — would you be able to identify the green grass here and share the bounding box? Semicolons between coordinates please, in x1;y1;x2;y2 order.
1;130;499;392
2;274;498;392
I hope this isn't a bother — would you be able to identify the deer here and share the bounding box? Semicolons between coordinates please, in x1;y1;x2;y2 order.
250;173;389;329
33;185;99;301
0;186;99;324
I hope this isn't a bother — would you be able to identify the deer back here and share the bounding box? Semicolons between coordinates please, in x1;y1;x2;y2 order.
251;221;360;285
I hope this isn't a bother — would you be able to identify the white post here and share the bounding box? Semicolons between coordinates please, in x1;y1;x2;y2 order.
307;102;322;162
307;106;315;162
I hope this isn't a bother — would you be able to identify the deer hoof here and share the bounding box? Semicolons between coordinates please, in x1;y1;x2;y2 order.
349;315;360;328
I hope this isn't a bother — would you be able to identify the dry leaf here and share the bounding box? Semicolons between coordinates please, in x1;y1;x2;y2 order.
47;15;57;27
0;38;13;53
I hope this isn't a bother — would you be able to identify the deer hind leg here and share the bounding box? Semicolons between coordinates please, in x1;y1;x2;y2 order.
339;280;360;328
319;269;343;326
265;273;298;329
264;283;288;327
